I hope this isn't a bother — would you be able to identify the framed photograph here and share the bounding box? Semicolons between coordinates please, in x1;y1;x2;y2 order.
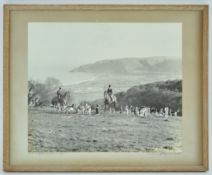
3;4;208;172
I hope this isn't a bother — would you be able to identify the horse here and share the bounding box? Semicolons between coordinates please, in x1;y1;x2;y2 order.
51;91;71;111
104;91;117;112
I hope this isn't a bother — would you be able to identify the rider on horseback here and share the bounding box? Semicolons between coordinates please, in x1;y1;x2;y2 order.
57;87;62;99
104;85;116;112
107;85;113;101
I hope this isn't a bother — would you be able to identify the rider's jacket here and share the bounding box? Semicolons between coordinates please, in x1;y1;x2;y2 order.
57;89;61;97
107;87;113;94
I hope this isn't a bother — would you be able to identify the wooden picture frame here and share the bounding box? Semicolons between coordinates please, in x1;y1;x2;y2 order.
3;4;208;172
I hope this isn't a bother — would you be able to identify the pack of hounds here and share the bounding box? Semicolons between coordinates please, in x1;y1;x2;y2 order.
62;104;177;119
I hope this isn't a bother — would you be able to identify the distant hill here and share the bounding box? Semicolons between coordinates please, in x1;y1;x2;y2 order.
70;57;181;75
115;80;182;112
67;57;182;103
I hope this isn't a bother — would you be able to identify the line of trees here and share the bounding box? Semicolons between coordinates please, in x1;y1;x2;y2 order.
116;80;182;113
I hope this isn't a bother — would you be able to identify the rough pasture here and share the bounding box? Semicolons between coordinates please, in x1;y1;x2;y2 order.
28;107;182;152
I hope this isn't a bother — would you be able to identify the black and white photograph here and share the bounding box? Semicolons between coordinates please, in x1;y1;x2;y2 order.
28;22;182;153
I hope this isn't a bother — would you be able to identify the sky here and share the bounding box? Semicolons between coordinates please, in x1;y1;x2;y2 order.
28;22;182;82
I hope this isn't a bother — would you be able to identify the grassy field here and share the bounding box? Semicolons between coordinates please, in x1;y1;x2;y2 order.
28;107;182;152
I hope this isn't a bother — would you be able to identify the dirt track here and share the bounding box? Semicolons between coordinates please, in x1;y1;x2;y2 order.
28;107;182;152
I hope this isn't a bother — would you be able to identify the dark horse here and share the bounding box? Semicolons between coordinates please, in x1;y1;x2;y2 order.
51;91;70;110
